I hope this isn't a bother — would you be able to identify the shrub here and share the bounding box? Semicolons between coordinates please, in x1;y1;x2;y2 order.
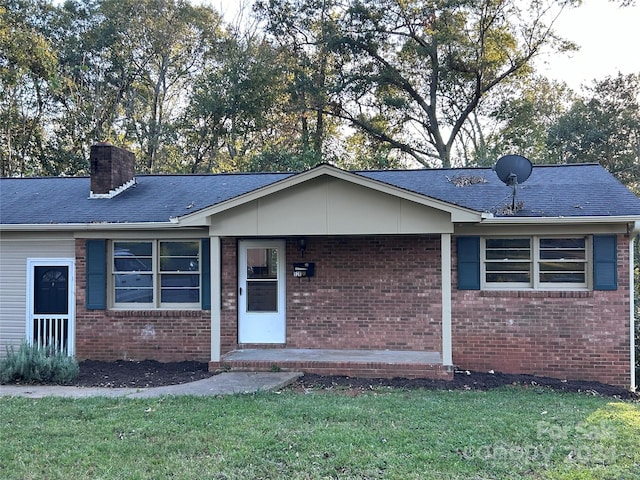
0;340;79;384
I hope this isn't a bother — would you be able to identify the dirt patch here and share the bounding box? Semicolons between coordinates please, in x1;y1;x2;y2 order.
71;360;638;400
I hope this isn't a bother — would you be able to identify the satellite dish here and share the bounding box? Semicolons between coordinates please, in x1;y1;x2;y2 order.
493;155;533;212
494;154;532;186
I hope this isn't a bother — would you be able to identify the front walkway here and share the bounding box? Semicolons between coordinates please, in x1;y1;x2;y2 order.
0;372;302;399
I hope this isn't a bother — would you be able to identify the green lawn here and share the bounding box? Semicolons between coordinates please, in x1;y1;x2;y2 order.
1;386;638;479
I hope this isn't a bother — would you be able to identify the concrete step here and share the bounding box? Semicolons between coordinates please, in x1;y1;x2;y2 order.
211;348;453;380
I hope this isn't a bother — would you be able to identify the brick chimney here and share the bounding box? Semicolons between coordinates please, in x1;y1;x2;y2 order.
89;143;136;198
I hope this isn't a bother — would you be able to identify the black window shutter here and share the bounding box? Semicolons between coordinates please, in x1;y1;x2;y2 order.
201;238;211;310
457;236;480;290
593;235;618;290
86;239;107;309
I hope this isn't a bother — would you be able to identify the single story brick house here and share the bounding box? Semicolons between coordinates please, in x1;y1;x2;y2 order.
1;144;639;388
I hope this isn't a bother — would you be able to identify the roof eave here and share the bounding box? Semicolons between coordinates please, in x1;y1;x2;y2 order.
0;221;183;232
480;215;640;225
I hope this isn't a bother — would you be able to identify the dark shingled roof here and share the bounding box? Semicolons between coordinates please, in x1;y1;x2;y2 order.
0;173;292;225
1;163;639;226
360;164;640;218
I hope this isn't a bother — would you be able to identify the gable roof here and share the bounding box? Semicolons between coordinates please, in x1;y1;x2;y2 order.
176;163;483;227
1;163;639;229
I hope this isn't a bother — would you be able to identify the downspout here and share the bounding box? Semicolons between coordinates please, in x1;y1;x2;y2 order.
629;222;640;392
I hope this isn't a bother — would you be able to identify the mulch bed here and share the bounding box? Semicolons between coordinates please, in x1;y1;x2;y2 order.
72;360;214;388
70;360;639;400
297;371;639;400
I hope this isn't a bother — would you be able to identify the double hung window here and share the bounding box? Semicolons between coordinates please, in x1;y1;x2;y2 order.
482;237;588;289
112;240;200;308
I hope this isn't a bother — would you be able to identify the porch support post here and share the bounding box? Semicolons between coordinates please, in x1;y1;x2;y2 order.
441;233;453;366
210;236;221;362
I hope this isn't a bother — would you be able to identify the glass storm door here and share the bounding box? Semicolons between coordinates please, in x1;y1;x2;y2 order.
238;240;286;344
27;259;75;355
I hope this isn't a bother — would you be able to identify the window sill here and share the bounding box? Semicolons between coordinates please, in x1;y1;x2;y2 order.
479;290;593;298
110;305;201;311
106;308;206;317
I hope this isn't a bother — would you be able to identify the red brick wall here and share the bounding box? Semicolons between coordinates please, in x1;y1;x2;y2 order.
451;234;631;387
90;144;135;195
220;236;443;354
220;238;239;354
74;240;211;362
284;236;442;351
73;232;633;386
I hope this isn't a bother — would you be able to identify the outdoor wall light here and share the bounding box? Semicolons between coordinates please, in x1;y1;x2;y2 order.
299;238;306;257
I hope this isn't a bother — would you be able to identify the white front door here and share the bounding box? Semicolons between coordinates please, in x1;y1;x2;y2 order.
26;259;75;355
238;240;286;344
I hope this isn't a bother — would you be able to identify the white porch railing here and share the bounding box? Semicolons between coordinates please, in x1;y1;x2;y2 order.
32;316;69;354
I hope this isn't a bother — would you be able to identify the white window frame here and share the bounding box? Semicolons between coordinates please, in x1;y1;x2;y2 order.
26;258;76;355
481;236;591;291
109;240;201;309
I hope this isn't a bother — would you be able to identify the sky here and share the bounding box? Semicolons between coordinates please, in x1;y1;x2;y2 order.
211;0;640;92
538;0;640;91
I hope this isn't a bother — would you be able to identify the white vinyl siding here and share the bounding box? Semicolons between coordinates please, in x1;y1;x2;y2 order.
0;233;75;356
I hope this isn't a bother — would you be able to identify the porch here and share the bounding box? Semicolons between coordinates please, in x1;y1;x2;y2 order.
211;348;453;380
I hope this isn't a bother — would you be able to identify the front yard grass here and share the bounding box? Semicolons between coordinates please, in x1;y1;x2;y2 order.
1;386;638;479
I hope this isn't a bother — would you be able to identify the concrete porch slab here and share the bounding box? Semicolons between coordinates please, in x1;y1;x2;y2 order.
223;348;441;364
215;348;451;380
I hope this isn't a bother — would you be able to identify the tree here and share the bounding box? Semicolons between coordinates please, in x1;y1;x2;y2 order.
8;0;633;178
32;0;223;174
259;0;579;168
547;73;640;189
95;0;222;172
178;28;292;172
473;76;574;165
254;0;341;164
0;0;58;176
338;0;583;167
40;0;119;174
